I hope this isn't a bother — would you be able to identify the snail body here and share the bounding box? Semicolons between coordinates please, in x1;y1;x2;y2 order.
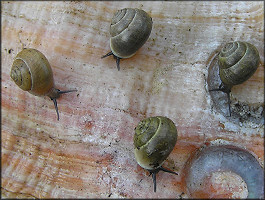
134;116;178;192
210;41;260;116
185;145;264;199
10;48;76;120
102;8;153;70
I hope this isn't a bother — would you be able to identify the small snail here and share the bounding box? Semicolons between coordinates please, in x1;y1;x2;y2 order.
134;116;178;192
10;48;77;120
184;145;264;199
209;41;260;116
101;8;153;71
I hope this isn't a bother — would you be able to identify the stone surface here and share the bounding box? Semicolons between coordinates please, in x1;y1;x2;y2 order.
1;1;264;198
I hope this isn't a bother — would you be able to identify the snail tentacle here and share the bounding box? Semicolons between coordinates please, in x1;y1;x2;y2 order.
101;51;121;71
148;166;178;192
49;88;77;121
115;56;121;71
101;51;113;58
51;98;60;121
58;89;78;94
159;166;178;175
150;171;157;192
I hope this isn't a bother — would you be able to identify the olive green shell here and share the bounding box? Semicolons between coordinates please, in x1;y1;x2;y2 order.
10;48;54;96
110;8;153;58
218;41;260;86
134;116;178;170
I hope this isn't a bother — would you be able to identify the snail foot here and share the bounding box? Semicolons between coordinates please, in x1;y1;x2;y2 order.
209;83;232;116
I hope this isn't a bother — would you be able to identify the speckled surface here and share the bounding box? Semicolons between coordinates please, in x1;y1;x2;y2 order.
1;1;264;198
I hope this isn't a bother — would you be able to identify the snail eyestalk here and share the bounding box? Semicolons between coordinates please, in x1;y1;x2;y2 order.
101;51;113;58
116;56;120;71
148;166;178;192
101;51;121;71
51;98;60;121
209;82;232;117
57;89;78;95
50;89;77;121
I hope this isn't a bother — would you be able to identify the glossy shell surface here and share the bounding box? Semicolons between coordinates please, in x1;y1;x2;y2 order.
10;48;54;96
110;8;153;58
219;41;260;86
134;116;178;170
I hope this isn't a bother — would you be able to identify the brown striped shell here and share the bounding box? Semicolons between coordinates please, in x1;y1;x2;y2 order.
134;116;178;192
218;41;260;86
134;116;178;170
110;8;153;58
10;48;54;96
10;48;77;121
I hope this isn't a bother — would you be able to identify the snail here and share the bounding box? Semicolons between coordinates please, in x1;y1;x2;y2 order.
209;41;260;116
134;116;178;192
10;48;77;120
101;8;153;71
184;145;264;199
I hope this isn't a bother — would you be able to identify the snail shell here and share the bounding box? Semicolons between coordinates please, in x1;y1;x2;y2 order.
10;48;54;97
134;116;178;192
110;8;153;59
134;116;178;170
218;41;260;86
10;48;76;120
101;8;153;71
185;145;264;199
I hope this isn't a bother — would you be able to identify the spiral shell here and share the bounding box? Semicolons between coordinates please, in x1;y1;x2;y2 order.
185;145;264;199
10;48;54;96
110;8;153;58
134;116;178;170
218;41;260;86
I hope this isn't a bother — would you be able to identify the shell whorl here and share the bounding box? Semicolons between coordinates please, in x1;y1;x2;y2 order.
10;58;32;91
134;116;178;170
110;8;136;37
10;48;54;96
218;41;260;86
110;8;153;58
134;116;160;149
